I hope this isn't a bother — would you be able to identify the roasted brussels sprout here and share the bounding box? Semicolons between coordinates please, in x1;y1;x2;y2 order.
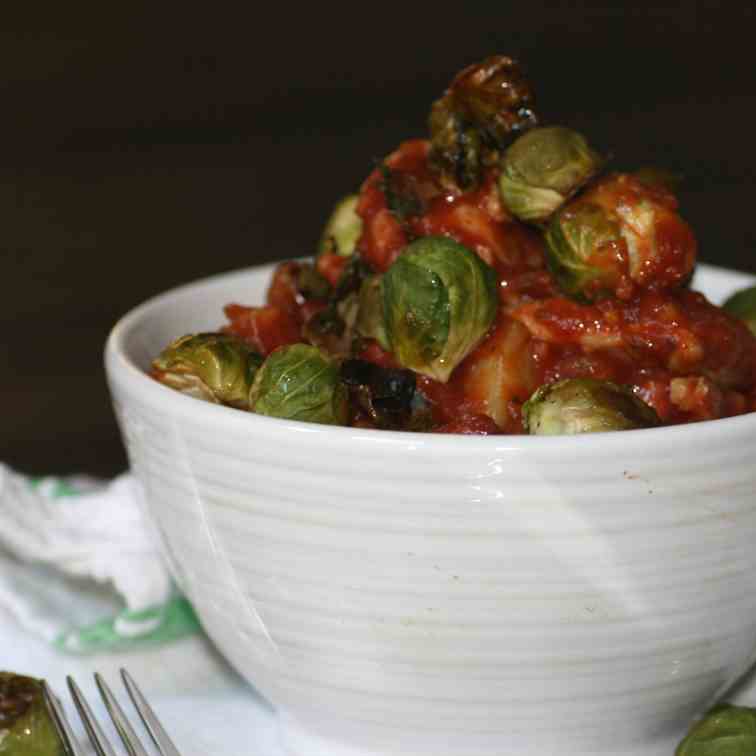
0;673;64;756
382;236;498;382
318;195;363;257
428;114;484;193
723;285;756;336
249;343;348;425
355;274;389;349
522;378;660;435
152;333;263;408
429;55;538;191
544;202;624;302
676;704;756;756
544;174;697;302
498;126;603;222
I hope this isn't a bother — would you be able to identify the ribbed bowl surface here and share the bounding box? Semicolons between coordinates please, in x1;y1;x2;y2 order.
105;263;756;756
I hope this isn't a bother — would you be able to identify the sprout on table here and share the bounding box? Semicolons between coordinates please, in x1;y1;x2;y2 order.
675;704;756;756
0;672;64;756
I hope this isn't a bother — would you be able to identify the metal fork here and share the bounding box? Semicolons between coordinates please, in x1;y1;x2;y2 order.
42;669;182;756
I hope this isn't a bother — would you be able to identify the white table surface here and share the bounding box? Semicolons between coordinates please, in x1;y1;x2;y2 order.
0;607;284;755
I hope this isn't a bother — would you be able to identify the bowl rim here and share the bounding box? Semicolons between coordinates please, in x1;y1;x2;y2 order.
104;261;756;453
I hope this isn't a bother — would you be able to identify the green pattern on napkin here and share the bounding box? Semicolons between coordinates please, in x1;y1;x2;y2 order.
30;476;80;499
23;475;202;653
55;596;201;654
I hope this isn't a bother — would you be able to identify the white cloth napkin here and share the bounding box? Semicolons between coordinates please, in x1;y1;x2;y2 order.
0;465;199;653
0;463;282;754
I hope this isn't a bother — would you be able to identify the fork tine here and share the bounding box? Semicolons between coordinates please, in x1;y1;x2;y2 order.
67;676;119;756
94;674;151;756
41;681;87;756
121;669;182;756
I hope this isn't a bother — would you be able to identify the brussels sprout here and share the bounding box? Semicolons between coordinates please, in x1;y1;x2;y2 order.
498;127;603;222
429;55;538;191
544;202;624;302
318;195;363;257
723;285;756;336
0;672;64;756
356;274;389;350
382;236;498;382
545;174;697;302
249;343;348;425
152;333;263;408
428;108;485;192
522;378;660;435
443;55;538;146
676;704;756;756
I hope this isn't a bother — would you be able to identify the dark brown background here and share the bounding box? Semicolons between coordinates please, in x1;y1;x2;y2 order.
3;4;755;477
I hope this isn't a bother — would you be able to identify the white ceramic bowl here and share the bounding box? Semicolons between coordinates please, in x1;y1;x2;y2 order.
105;263;756;756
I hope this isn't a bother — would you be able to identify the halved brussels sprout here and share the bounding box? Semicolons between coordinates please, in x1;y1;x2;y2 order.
676;704;756;756
152;333;263;408
544;202;624;302
382;236;498;382
522;378;660;435
429;55;538;191
0;672;64;755
249;343;348;425
356;274;389;350
723;284;756;336
318;195;363;257
499;126;603;222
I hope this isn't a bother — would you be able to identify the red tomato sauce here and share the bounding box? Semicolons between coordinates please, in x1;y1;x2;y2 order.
224;138;756;432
